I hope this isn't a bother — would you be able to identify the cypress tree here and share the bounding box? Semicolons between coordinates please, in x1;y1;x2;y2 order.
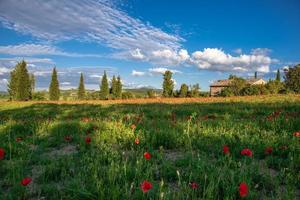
162;70;174;97
100;71;109;99
276;69;281;82
15;61;31;100
49;67;60;100
77;73;85;100
111;75;117;98
29;73;35;100
7;69;17;100
116;76;122;99
254;71;257;79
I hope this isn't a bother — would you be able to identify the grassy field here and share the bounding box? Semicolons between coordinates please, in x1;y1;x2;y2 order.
0;95;299;199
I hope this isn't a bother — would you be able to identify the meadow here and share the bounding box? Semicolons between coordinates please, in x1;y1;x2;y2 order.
0;95;299;199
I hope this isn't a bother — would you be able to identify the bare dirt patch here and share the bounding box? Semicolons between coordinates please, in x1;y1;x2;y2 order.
45;144;78;159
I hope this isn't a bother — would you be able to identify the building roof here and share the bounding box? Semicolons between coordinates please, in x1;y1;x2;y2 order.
210;78;265;87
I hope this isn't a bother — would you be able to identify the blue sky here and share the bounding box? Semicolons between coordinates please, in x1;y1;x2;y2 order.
0;0;299;91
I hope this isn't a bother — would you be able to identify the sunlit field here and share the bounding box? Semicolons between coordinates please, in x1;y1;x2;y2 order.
0;95;299;199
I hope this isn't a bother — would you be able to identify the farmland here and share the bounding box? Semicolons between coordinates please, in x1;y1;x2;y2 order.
0;95;299;199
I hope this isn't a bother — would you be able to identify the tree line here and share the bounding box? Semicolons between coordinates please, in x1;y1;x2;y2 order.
161;70;202;98
7;61;123;101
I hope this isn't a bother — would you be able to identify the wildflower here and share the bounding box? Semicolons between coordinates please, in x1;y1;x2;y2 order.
21;177;32;186
264;147;273;155
241;148;253;157
64;135;72;142
140;180;152;193
239;182;248;198
0;148;5;160
293;131;300;137
130;124;136;130
85;137;91;144
223;145;230;155
16;137;23;142
189;182;199;189
135;138;140;145
143;152;151;160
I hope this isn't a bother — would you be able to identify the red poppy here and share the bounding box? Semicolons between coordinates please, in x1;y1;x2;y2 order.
241;148;253;157
264;147;273;155
239;182;248;198
64;135;72;142
140;180;152;193
189;181;199;189
85;137;91;144
293;131;300;137
16;137;23;142
21;177;32;186
135;138;140;145
223;145;230;155
143;152;151;160
0;148;5;160
130;124;136;130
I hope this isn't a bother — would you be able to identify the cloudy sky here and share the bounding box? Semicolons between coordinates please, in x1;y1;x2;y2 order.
0;0;299;91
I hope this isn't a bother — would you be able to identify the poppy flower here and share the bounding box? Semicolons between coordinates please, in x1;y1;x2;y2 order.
143;152;151;160
223;145;230;155
241;148;253;157
130;124;136;130
264;147;273;155
293;131;300;137
16;137;23;142
135;138;140;145
239;182;248;198
0;148;5;160
85;137;91;144
21;177;32;186
64;135;72;142
189;181;199;189
140;180;152;193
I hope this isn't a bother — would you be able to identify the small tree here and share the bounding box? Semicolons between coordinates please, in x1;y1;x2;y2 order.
147;90;155;98
276;69;281;82
229;77;247;96
77;73;85;100
254;71;258;79
190;83;200;97
285;64;300;93
100;71;109;99
7;69;17;100
162;70;174;97
15;61;31;100
49;67;60;100
179;83;188;97
116;76;122;99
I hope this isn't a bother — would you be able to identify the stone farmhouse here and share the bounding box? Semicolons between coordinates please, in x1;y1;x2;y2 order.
209;78;266;96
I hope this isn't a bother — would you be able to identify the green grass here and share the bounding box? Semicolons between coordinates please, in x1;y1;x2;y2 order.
0;97;299;199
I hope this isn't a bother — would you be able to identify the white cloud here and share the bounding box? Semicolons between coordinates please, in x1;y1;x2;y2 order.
89;74;102;78
150;49;189;65
251;48;272;56
0;67;11;75
131;70;146;76
61;82;71;85
190;48;272;73
129;49;145;60
0;43;102;57
148;67;182;75
233;48;242;54
0;0;181;53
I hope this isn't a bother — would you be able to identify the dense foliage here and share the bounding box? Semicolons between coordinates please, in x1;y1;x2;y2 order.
77;73;86;100
7;61;34;101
